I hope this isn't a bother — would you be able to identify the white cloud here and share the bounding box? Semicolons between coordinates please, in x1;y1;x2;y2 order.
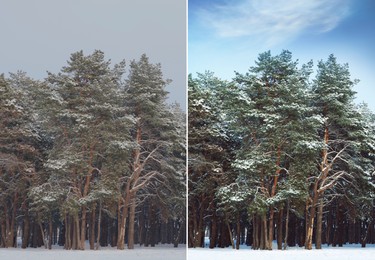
197;0;351;47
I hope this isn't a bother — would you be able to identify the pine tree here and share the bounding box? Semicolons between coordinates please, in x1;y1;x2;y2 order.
38;50;134;250
232;50;320;249
0;73;42;248
305;55;359;249
117;54;179;249
188;72;234;248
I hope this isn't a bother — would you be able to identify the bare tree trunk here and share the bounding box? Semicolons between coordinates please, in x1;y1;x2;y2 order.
277;208;283;250
225;214;234;249
95;201;102;250
22;211;30;249
5;193;18;248
72;215;80;250
64;215;70;250
72;216;76;250
79;206;87;250
252;215;259;249
268;207;275;250
48;215;53;249
90;204;96;250
236;214;240;250
209;212;217;248
128;196;136;249
38;221;47;249
283;200;290;250
315;199;323;249
268;147;281;250
117;183;130;249
192;199;204;248
173;219;183;248
261;214;269;249
305;195;317;250
361;218;374;247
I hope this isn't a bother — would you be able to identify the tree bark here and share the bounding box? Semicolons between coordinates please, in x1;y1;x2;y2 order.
117;182;130;249
305;198;317;250
224;214;234;249
315;199;323;249
236;213;240;250
268;147;281;249
95;201;102;250
127;196;136;249
22;212;30;249
79;206;87;250
277;208;283;250
209;212;217;248
283;200;290;250
48;215;53;249
38;221;47;249
90;204;96;250
261;214;269;249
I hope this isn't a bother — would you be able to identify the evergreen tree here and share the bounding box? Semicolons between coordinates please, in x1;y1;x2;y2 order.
117;54;182;249
0;73;43;248
37;50;134;250
188;71;239;248
232;50;320;249
305;55;360;249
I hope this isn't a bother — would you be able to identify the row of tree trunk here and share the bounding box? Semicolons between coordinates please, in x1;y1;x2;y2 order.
189;199;375;249
0;204;185;249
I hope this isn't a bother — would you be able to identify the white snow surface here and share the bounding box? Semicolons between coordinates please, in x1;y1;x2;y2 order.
189;241;375;260
0;244;186;260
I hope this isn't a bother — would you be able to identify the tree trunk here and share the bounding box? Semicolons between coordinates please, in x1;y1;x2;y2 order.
283;200;290;250
127;196;136;249
315;199;323;249
72;215;80;250
224;214;234;249
22;212;30;249
90;204;96;250
305;185;319;250
277;208;283;250
5;193;17;248
79;206;87;250
117;183;130;249
209;212;217;248
64;215;70;250
95;201;102;250
38;221;47;249
267;147;281;250
261;214;269;249
236;214;240;250
48;215;53;249
252;215;259;249
173;219;183;248
305;205;316;250
326;204;332;246
268;207;275;250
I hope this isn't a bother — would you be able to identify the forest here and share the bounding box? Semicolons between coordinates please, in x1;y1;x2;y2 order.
188;50;375;250
0;50;186;250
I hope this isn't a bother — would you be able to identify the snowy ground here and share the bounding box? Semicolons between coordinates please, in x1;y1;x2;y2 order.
0;244;186;260
188;243;375;260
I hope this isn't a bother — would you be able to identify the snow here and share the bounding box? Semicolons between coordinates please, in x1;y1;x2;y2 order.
0;244;186;260
189;243;375;260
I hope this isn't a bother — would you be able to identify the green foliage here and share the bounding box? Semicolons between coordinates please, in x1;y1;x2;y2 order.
189;50;375;231
0;50;186;249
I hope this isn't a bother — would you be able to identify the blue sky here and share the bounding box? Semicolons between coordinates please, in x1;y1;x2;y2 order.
189;0;375;112
0;0;186;109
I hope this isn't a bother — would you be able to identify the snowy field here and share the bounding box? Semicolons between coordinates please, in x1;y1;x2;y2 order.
0;244;186;260
188;244;375;260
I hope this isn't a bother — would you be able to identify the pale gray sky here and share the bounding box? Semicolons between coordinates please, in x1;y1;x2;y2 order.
0;0;186;108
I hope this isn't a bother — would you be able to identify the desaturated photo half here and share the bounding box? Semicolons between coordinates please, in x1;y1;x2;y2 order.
188;0;375;259
0;1;186;260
